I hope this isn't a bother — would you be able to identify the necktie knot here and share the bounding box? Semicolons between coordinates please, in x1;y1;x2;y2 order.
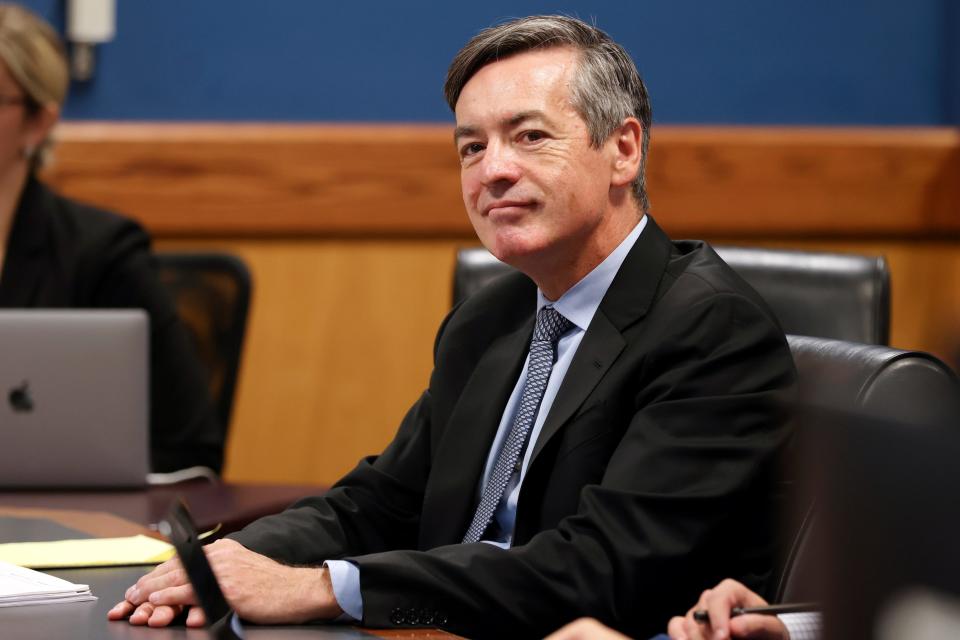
533;306;572;344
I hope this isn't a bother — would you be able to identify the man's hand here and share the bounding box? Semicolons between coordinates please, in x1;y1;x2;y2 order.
667;579;789;640
107;551;196;628
107;538;343;627
543;617;631;640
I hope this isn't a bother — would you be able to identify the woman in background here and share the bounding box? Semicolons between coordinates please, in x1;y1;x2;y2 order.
0;3;222;474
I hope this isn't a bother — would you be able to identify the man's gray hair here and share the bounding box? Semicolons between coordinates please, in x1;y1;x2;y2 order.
444;15;653;213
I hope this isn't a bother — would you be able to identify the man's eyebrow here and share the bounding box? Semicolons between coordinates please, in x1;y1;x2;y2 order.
507;110;547;127
453;125;477;143
453;111;551;143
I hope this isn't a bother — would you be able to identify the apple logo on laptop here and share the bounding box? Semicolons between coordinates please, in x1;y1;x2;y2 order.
8;381;33;413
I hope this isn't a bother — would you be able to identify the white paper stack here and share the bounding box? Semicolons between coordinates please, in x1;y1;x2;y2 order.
0;560;96;607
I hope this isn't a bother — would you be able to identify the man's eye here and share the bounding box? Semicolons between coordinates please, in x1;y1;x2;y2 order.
461;142;485;157
522;130;546;143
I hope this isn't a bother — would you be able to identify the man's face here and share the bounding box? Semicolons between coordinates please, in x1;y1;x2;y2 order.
454;47;618;273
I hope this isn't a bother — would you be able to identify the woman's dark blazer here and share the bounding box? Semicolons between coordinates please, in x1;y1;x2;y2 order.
0;176;222;473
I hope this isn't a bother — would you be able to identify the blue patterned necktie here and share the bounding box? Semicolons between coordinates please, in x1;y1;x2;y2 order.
462;306;573;544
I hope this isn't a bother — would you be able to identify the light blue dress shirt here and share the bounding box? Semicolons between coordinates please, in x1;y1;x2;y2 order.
326;216;647;621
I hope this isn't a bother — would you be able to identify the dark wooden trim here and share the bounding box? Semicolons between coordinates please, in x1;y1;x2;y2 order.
41;123;960;239
0;506;153;538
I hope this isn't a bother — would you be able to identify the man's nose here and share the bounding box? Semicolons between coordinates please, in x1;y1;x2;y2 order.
479;142;522;186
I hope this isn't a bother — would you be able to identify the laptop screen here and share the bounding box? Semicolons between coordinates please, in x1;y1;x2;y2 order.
0;309;149;488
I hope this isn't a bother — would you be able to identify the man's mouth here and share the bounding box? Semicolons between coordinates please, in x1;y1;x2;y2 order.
484;200;536;218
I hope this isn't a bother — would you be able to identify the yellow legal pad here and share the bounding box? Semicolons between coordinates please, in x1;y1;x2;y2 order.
0;535;175;569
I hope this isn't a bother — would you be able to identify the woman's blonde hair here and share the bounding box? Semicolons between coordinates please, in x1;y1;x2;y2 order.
0;3;67;165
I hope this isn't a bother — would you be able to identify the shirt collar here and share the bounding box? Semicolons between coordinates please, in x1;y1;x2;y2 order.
537;214;647;331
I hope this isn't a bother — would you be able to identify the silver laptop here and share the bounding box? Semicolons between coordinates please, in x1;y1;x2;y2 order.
0;310;149;488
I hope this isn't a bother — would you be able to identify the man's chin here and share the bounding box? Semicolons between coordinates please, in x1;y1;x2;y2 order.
486;243;542;270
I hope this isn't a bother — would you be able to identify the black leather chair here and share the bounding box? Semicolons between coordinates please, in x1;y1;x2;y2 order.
775;335;960;603
453;246;891;344
453;247;515;306
156;252;252;439
715;247;890;345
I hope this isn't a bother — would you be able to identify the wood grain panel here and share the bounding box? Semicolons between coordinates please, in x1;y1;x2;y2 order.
155;238;458;485
649;128;960;237
43;123;960;238
41;122;960;485
45;123;467;236
157;237;960;486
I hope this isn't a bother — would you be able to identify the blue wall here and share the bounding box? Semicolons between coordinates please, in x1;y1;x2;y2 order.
21;0;958;125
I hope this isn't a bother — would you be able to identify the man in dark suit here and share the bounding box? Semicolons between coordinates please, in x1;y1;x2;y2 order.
111;15;795;638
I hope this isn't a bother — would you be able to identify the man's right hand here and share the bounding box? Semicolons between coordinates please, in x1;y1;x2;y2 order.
666;579;789;640
107;554;201;627
107;538;342;627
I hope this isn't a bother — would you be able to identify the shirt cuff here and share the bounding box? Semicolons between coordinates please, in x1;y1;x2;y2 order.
323;560;363;622
778;611;822;640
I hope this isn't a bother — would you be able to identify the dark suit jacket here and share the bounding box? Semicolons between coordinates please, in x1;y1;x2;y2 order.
230;217;795;638
0;177;223;473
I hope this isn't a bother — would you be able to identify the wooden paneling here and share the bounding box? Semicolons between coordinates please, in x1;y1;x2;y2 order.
649;128;960;237
154;239;459;485
43;124;960;238
156;237;960;486
44;124;467;237
34;122;960;485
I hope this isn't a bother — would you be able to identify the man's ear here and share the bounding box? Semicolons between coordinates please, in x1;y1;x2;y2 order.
609;117;643;188
25;103;60;151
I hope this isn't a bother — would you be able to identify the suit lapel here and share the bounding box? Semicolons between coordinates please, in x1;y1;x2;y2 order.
422;217;675;543
421;316;533;548
0;178;51;307
529;310;624;461
529;216;674;464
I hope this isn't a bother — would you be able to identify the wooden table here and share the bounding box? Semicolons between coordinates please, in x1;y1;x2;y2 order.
0;480;323;534
0;484;460;639
1;564;457;639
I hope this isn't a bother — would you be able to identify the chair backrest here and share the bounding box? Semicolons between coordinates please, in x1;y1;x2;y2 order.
776;335;960;603
452;248;513;305
156;252;252;438
714;247;890;345
453;245;891;344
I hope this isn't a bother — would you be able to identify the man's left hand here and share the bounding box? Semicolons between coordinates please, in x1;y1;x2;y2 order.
666;579;789;640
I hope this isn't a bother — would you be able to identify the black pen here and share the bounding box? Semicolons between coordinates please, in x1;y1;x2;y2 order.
693;602;819;623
